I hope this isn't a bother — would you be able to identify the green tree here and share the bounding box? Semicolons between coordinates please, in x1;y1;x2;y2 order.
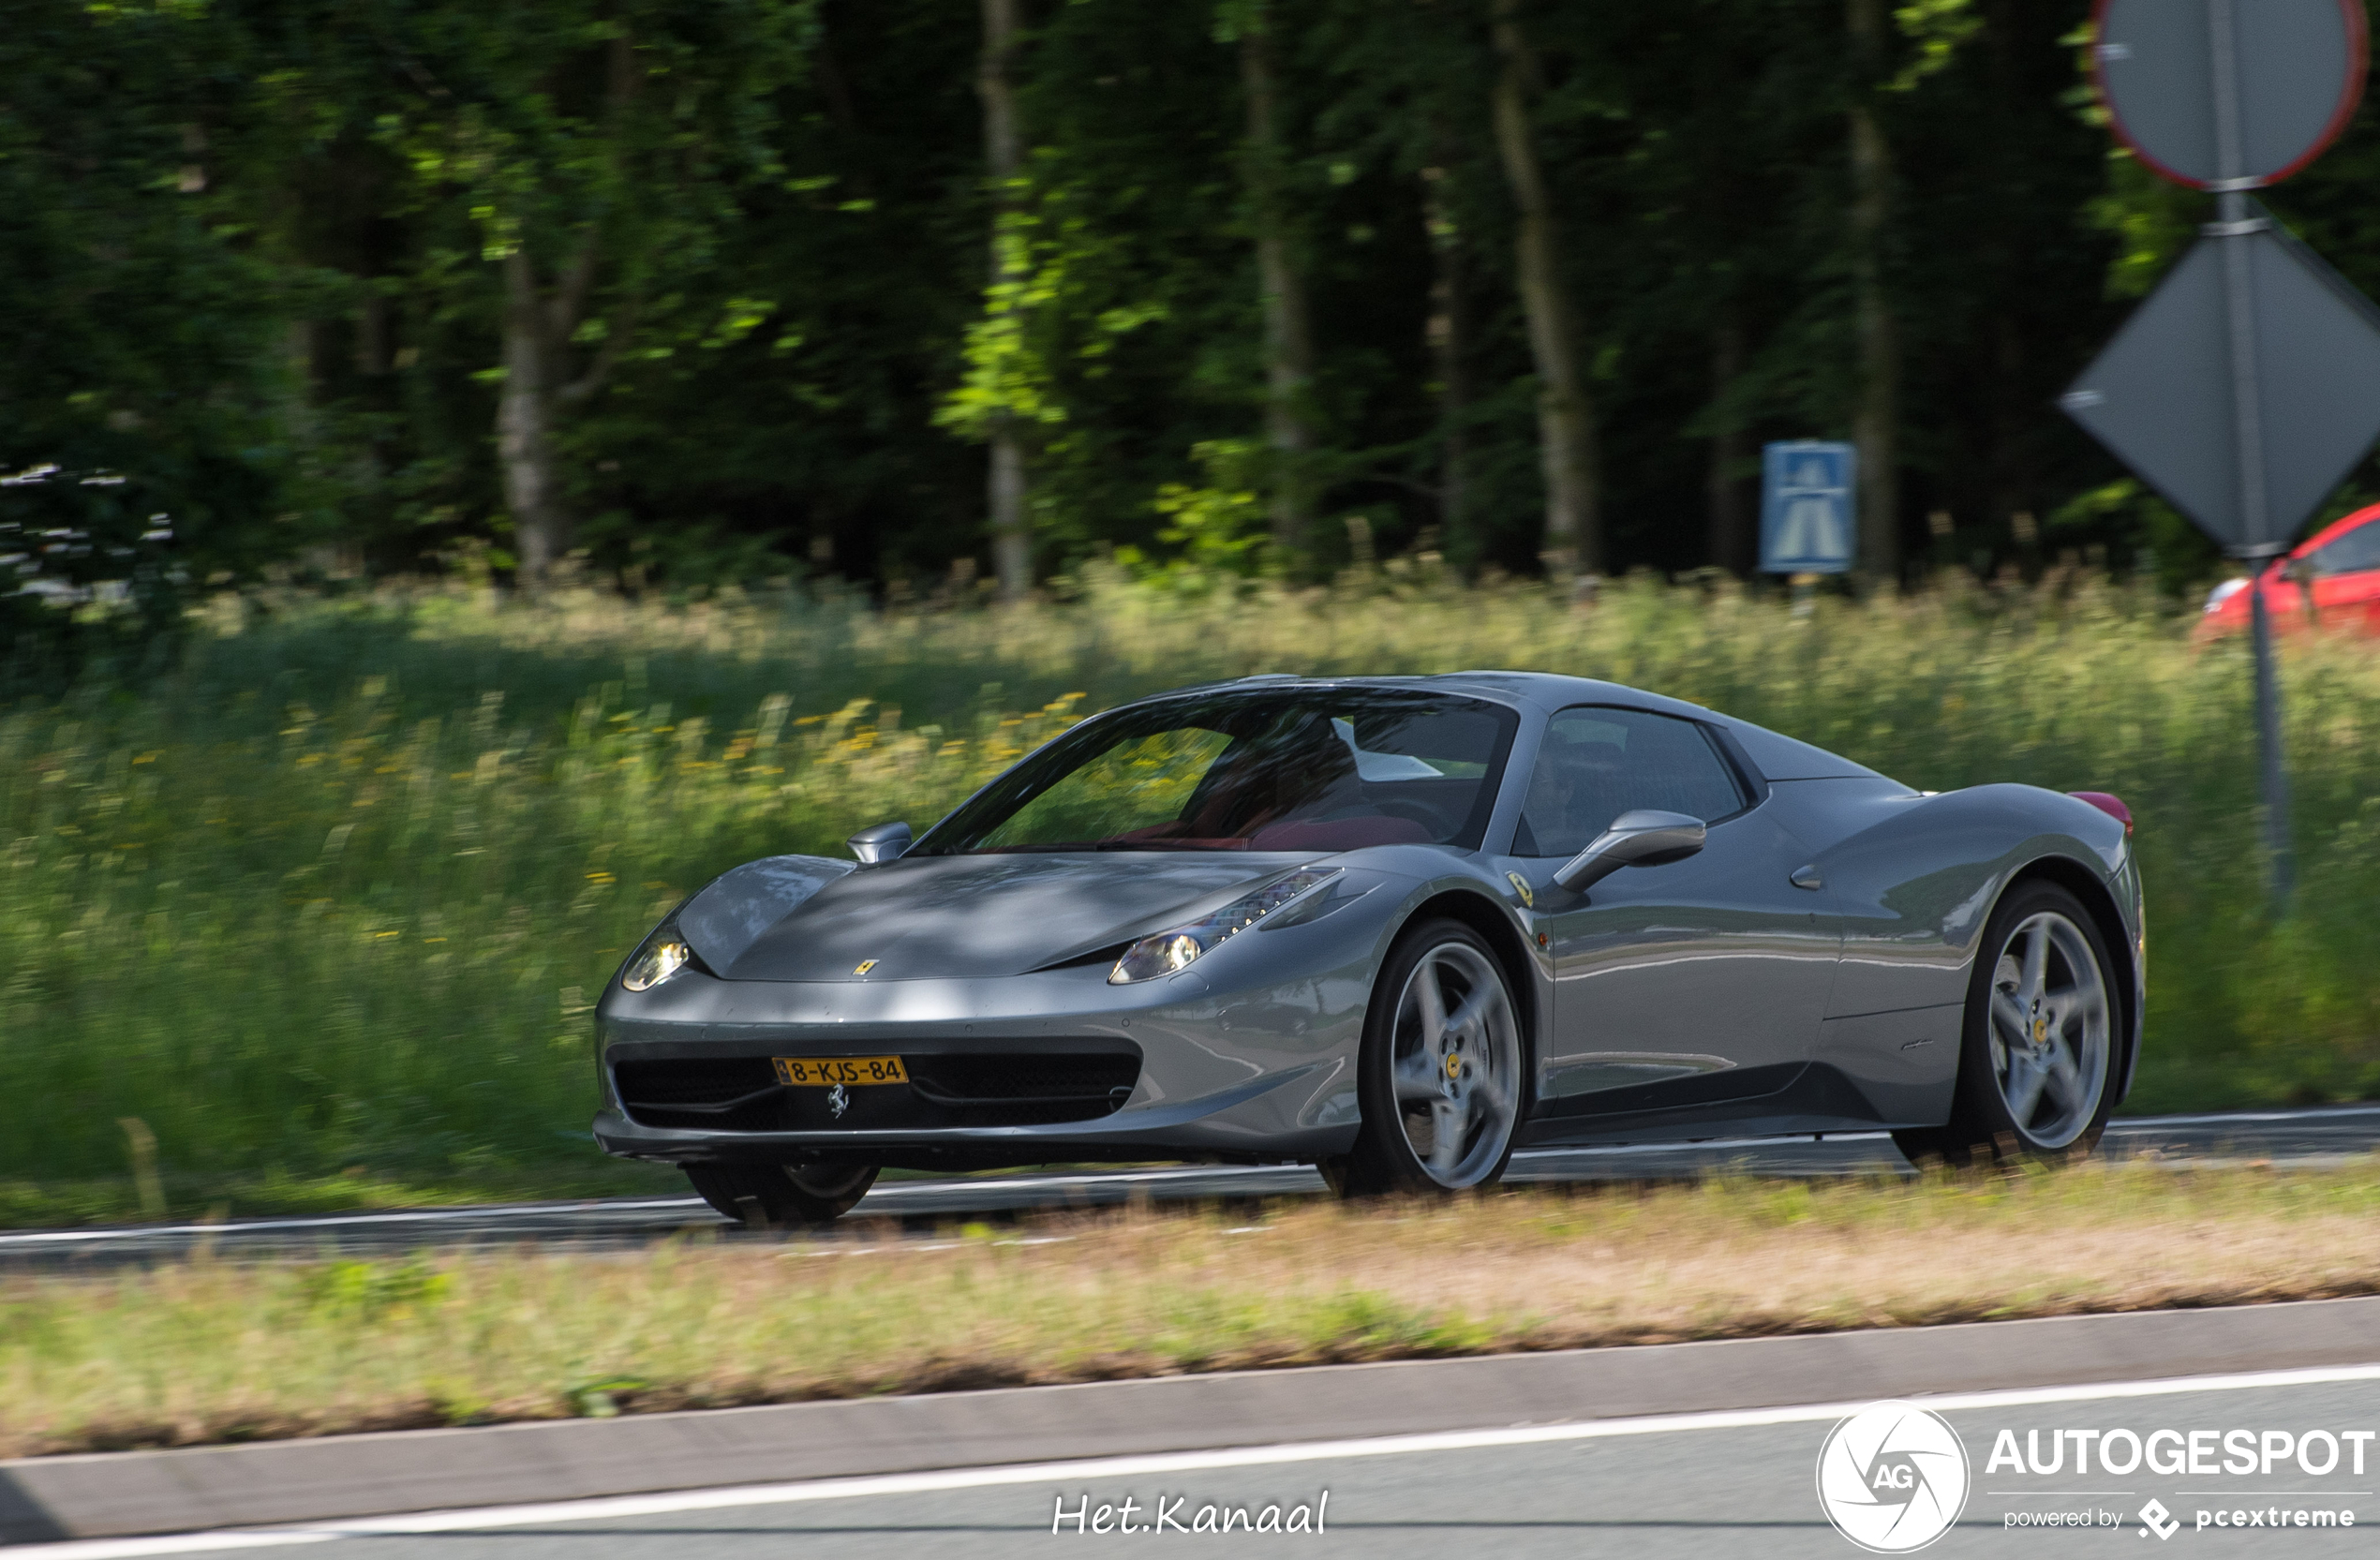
363;0;816;587
0;2;288;599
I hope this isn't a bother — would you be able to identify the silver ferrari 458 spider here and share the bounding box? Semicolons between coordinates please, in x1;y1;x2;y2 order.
592;672;2143;1223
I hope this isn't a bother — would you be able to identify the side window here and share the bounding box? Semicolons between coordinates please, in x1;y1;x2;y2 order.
1513;707;1748;858
2312;520;2380;576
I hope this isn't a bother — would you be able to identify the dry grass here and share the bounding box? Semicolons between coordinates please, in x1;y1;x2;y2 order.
6;1158;2379;1459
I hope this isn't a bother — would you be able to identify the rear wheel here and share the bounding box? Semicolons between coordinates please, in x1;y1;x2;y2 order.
683;1162;880;1227
1893;882;2117;1169
1338;919;1525;1197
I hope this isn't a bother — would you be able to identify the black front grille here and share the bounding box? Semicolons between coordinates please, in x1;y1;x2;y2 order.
616;1057;777;1105
613;1048;1140;1132
612;1057;784;1130
906;1052;1140;1102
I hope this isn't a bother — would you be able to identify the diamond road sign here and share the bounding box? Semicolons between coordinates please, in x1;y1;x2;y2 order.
1760;441;1855;573
2059;214;2380;550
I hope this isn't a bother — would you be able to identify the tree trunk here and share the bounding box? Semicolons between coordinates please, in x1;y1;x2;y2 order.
1847;0;1900;584
1490;0;1599;582
1983;0;2026;564
1423;163;1469;549
1704;315;1748;574
1240;10;1315;555
980;0;1032;601
355;292;389;379
498;248;567;590
495;36;642;594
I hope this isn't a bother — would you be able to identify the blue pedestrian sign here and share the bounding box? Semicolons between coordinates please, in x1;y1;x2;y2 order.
1760;441;1857;574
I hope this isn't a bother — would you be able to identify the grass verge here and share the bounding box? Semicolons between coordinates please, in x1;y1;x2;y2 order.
7;571;2380;1214
6;1160;2378;1459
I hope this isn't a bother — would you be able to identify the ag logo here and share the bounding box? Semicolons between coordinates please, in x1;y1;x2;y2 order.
1815;1400;1970;1553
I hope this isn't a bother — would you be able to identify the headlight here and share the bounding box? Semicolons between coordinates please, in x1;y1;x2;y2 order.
1109;869;1339;984
620;913;695;991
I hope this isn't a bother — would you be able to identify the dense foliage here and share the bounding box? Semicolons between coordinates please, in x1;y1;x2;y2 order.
12;0;2380;602
4;578;2376;1220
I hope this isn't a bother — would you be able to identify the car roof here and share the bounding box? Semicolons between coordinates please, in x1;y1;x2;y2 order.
2296;502;2380;557
1139;670;1884;782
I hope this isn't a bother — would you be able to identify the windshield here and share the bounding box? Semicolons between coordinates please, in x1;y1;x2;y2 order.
913;688;1519;855
2313;517;2380;576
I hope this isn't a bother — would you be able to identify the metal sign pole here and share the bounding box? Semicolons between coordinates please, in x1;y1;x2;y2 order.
2207;0;2296;907
2244;547;2295;902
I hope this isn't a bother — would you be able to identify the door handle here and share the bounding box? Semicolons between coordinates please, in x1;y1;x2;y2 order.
1790;865;1824;890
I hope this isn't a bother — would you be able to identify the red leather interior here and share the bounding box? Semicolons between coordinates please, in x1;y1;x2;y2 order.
1247;816;1431;852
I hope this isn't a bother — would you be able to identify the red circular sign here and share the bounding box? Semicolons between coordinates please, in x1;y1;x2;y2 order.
2093;0;2367;189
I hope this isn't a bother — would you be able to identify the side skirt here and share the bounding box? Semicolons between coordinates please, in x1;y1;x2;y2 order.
1515;1062;1928;1149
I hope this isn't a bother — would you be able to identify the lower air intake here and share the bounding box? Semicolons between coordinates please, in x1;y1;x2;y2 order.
614;1049;1141;1131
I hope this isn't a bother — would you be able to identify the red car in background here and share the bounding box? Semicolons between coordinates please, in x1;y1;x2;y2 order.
2199;504;2380;638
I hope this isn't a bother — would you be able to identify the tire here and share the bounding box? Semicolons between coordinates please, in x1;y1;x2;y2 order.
684;1162;880;1227
1893;881;2119;1169
1338;919;1526;1197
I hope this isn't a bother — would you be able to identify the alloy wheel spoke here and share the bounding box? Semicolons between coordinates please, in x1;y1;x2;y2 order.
2043;1047;2081;1113
1411;959;1448;1048
1393;1051;1445;1104
2006;1053;2048;1122
1990;989;2030;1047
2019;921;2049;1007
1443;984;1496;1041
1428;1098;1467;1173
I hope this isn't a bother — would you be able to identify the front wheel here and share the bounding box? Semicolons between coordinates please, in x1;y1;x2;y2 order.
1338;919;1525;1197
684;1161;880;1227
1893;881;2117;1169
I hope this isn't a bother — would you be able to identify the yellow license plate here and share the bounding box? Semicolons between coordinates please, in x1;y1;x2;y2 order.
772;1054;909;1087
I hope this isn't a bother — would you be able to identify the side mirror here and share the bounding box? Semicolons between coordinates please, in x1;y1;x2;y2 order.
1551;809;1707;893
847;821;913;865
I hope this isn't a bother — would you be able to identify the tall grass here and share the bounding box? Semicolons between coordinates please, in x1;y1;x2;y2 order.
4;568;2376;1217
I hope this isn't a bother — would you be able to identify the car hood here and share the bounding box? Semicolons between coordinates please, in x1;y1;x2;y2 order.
693;851;1314;982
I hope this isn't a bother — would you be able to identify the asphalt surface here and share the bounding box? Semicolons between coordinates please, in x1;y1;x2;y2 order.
3;1105;2373;1268
49;1374;2379;1559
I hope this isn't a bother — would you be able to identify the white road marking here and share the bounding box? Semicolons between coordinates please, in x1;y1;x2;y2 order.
0;1200;709;1249
2102;1105;2380;1127
0;1107;2367;1252
2141;1154;2371;1170
18;1360;2380;1559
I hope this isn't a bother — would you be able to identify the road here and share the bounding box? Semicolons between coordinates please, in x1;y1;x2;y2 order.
3;1105;2373;1267
37;1371;2378;1559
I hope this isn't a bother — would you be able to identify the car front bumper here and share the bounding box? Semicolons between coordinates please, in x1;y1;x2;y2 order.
589;956;1373;1171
